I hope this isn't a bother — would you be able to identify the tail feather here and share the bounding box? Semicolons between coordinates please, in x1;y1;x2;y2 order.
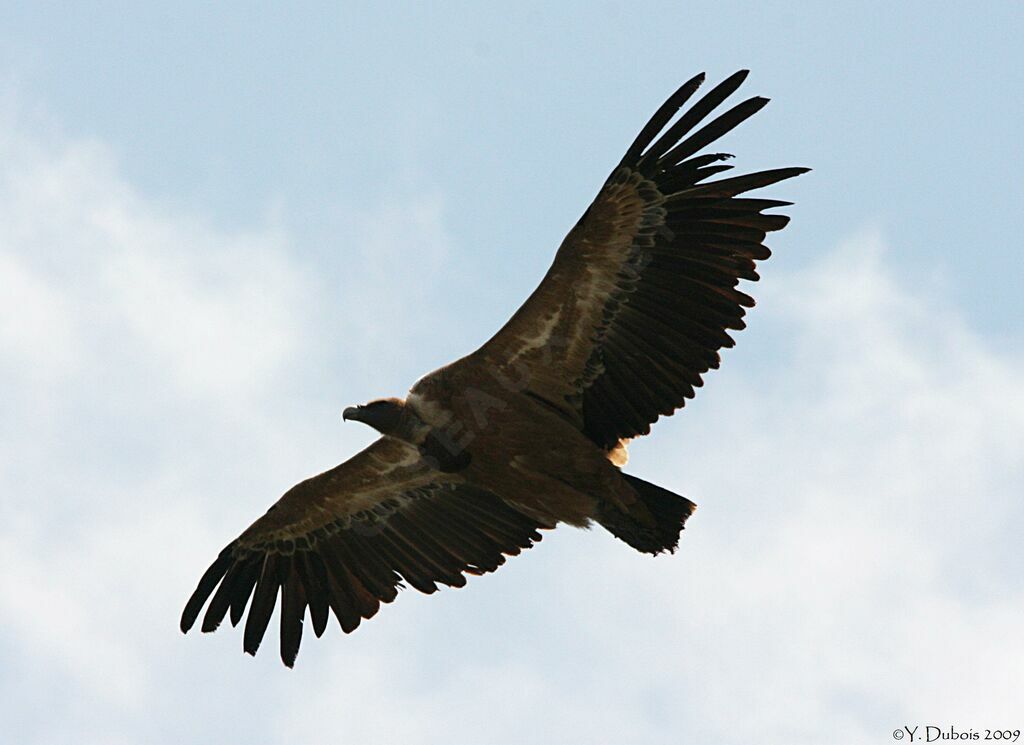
599;474;696;555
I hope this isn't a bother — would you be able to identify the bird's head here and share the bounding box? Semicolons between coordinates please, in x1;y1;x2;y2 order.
342;397;406;436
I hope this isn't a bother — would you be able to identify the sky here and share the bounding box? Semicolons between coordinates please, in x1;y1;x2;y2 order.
1;3;1022;744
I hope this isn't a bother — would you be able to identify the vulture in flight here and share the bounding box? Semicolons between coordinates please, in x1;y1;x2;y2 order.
181;70;807;666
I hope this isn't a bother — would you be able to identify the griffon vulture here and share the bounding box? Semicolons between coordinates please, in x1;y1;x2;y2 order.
181;71;807;666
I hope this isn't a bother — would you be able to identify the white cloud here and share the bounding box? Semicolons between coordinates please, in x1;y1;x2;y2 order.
99;231;302;401
0;251;80;376
1;100;1021;745
0;107;317;742
0;126;307;403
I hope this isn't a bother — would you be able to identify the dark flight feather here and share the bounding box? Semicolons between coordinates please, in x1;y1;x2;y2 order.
243;555;282;656
181;71;805;666
621;72;706;165
183;453;545;664
180;550;232;633
637;69;750;171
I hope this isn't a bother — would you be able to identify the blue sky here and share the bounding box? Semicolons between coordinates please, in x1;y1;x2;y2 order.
1;4;1021;744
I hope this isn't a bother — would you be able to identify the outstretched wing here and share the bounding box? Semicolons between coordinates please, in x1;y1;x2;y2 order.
180;437;544;666
476;71;808;449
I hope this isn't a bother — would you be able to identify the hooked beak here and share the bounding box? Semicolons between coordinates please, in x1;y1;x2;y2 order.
342;406;362;422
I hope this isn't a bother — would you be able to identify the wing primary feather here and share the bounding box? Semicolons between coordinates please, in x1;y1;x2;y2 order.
703;212;790;232
296;552;330;638
180;548;233;633
680;167;810;198
620;72;705;165
674;152;735;173
200;560;248;633
671;196;792;215
637;70;750;171
243;554;282;656
229;559;261;627
659;97;769;169
688;165;735;184
279;561;306;667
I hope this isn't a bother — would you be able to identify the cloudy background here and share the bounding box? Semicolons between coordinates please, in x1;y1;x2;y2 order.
2;4;1021;744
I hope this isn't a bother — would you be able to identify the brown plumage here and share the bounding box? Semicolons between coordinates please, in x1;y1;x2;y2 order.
181;70;808;666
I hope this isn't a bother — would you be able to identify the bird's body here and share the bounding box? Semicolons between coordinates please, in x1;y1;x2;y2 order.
181;70;807;666
406;358;638;529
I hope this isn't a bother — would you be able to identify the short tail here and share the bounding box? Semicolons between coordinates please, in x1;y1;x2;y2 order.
598;474;696;555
